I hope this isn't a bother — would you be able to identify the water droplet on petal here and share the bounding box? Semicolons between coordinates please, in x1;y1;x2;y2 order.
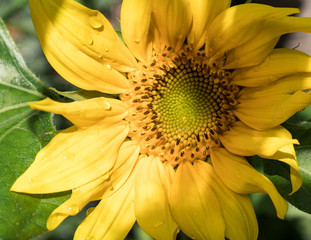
88;16;103;30
100;172;111;182
106;64;112;70
135;39;140;44
68;205;80;214
87;38;93;45
105;48;109;52
86;236;96;240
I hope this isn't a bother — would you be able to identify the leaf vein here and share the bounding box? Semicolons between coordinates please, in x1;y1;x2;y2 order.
0;102;29;114
0;111;38;143
0;81;44;98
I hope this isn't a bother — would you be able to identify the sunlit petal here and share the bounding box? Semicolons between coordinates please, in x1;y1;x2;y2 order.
29;0;136;93
206;4;299;61
11;122;129;193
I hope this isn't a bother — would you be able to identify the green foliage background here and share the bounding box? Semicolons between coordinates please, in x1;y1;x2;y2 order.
1;0;311;240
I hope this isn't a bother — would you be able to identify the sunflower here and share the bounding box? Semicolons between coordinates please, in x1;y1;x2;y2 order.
11;0;311;239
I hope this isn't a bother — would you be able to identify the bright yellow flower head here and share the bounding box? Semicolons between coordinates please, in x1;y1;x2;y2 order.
11;0;311;239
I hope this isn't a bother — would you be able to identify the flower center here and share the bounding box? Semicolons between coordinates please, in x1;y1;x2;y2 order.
121;46;239;166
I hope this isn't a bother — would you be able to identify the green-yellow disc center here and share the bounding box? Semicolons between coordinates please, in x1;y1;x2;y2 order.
121;45;239;166
153;69;216;138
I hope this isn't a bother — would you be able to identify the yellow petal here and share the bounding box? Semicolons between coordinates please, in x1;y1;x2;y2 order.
46;140;140;230
232;49;311;87
187;0;230;50
29;0;135;93
234;91;311;130
211;148;288;219
121;0;153;61
220;121;298;157
11;122;129;193
73;171;136;240
267;144;302;195
169;161;225;240
194;161;258;240
225;16;311;69
29;97;128;128
206;4;299;60
151;0;192;51
135;156;178;240
238;73;311;99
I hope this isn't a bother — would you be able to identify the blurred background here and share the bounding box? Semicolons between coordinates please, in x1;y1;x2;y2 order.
1;0;311;239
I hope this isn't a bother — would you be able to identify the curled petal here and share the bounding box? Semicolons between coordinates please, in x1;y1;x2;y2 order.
169;161;225;240
211;148;288;219
238;73;311;99
220;121;298;157
11;122;129;193
267;144;302;195
135;156;178;240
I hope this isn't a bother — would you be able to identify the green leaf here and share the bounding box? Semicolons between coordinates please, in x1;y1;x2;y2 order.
0;18;70;240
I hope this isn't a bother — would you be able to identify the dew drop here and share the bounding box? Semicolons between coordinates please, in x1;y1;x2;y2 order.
102;172;111;181
88;16;103;30
106;64;112;70
98;54;103;59
68;204;80;214
86;236;96;240
105;48;109;52
87;38;94;45
135;39;140;44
